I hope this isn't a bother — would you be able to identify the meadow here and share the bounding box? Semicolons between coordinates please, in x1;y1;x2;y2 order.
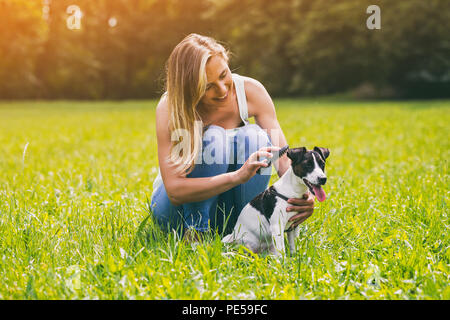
0;99;448;299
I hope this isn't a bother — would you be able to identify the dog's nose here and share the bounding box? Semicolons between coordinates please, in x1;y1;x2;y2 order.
318;177;327;185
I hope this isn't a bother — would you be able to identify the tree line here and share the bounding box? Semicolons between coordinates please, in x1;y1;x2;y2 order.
0;0;448;99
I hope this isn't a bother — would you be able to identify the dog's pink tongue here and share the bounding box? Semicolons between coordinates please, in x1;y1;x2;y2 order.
313;185;326;202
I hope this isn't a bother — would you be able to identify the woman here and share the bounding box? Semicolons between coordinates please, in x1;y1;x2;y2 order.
151;33;315;240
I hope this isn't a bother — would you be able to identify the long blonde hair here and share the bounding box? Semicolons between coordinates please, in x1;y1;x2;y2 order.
164;33;230;175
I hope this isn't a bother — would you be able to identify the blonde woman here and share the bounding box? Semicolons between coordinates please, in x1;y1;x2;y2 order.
151;34;315;240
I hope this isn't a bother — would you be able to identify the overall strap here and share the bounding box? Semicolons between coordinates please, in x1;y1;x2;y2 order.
232;73;249;125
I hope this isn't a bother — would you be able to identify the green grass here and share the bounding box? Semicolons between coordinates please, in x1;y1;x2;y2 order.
0;99;448;299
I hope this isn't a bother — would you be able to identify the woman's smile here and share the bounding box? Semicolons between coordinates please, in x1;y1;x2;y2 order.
214;91;229;101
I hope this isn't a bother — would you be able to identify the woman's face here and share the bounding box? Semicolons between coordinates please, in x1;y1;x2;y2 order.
199;55;233;107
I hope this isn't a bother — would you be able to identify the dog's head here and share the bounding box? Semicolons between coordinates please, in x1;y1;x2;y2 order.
286;146;330;202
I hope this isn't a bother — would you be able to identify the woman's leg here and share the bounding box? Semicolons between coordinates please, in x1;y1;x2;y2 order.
151;125;230;233
215;124;273;236
150;183;183;233
209;167;238;236
182;125;230;232
233;124;272;216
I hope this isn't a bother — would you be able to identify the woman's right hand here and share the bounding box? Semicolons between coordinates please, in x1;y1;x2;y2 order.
235;146;280;184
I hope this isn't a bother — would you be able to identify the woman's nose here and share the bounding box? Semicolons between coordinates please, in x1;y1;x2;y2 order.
217;82;227;96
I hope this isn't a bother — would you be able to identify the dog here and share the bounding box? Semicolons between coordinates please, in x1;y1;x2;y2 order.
222;146;330;255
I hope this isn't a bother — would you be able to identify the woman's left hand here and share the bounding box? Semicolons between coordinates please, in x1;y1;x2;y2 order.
287;192;315;227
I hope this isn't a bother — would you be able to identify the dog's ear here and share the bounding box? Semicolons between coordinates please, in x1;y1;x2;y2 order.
314;147;330;161
287;147;307;163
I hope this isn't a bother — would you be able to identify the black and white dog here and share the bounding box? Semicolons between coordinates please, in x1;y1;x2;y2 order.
222;147;330;255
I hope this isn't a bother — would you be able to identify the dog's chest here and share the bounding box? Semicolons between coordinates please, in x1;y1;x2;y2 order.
270;201;298;231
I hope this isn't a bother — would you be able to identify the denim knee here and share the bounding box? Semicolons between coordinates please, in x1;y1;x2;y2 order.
189;125;230;177
150;183;183;232
235;124;272;165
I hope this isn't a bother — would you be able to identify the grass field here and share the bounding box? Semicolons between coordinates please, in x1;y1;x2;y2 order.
0;99;448;299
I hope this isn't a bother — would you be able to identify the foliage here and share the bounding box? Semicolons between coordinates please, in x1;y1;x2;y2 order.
0;0;449;98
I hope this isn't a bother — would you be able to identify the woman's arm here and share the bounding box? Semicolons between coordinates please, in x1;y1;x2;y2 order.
155;96;273;206
245;78;291;177
245;78;316;226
